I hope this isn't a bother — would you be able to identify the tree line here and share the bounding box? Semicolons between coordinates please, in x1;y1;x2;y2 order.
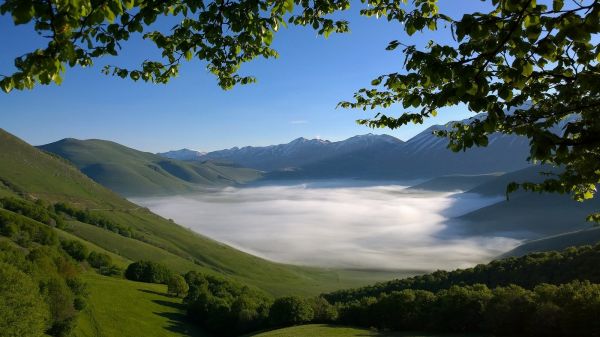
334;281;600;337
124;243;600;337
324;244;600;303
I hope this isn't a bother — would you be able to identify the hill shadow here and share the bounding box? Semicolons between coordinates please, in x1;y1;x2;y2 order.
146;296;211;337
138;288;173;298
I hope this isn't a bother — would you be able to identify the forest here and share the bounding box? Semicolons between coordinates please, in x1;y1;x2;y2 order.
120;244;600;337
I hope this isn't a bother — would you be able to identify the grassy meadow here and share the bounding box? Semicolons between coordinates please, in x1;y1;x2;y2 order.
247;325;487;337
75;273;210;337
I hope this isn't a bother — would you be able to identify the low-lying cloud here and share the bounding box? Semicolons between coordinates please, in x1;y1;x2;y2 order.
132;183;519;271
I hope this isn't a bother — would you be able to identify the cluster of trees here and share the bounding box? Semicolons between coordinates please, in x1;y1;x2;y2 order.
53;202;188;261
61;240;88;261
0;195;205;282
0;208;57;247
128;244;600;336
54;202;135;238
124;260;173;284
325;244;600;303
123;261;336;336
183;270;337;335
334;281;600;336
183;270;272;335
61;240;121;276
0;225;87;336
0;197;64;229
0;197;151;256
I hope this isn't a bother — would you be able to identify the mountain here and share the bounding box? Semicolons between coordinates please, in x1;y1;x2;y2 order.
198;134;404;171
157;148;206;161
501;228;600;257
467;164;562;196
152;115;533;181
262;124;531;180
0;129;384;296
407;173;504;192
0;131;124;208
38;138;261;196
454;165;598;239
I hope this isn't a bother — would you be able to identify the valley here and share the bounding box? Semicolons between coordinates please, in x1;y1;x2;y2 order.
26;119;600;273
2;3;599;336
1;120;598;337
131;183;514;271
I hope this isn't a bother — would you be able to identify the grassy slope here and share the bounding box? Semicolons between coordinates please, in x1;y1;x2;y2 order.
39;138;261;196
0;130;127;209
456;192;598;238
75;273;210;337
247;325;484;337
54;226;131;269
501;227;600;257
455;165;598;239
407;173;503;192
0;129;389;296
467;165;560;196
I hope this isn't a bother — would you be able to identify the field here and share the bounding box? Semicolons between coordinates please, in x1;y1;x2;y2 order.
247;325;486;337
75;273;210;337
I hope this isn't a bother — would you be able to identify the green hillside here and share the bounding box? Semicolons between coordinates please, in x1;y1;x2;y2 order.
407;173;503;192
38;138;261;196
75;273;209;337
467;165;559;196
455;164;598;239
502;228;600;257
246;324;470;337
0;130;128;208
456;192;598;239
0;129;389;296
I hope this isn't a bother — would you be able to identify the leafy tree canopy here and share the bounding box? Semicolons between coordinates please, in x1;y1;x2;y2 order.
167;274;189;297
0;0;350;91
2;0;599;216
0;262;50;337
340;0;600;219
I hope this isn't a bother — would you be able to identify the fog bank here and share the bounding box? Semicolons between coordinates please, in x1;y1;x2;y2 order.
131;183;519;271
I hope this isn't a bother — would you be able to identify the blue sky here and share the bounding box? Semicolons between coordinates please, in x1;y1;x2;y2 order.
0;2;487;152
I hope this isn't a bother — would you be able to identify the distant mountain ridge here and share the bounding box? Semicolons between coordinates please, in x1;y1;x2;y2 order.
158;122;532;180
38;138;261;196
158;148;206;161
180;133;405;171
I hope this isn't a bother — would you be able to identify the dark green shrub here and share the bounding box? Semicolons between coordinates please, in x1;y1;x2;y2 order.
124;260;172;284
269;296;314;327
87;251;112;269
61;240;88;261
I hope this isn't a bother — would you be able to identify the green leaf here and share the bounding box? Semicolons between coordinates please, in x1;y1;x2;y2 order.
553;0;564;11
184;50;193;61
521;62;534;77
284;0;294;13
466;83;478;95
1;78;14;93
386;40;400;51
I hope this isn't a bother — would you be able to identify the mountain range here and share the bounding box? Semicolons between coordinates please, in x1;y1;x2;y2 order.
158;148;207;161
161;119;533;180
